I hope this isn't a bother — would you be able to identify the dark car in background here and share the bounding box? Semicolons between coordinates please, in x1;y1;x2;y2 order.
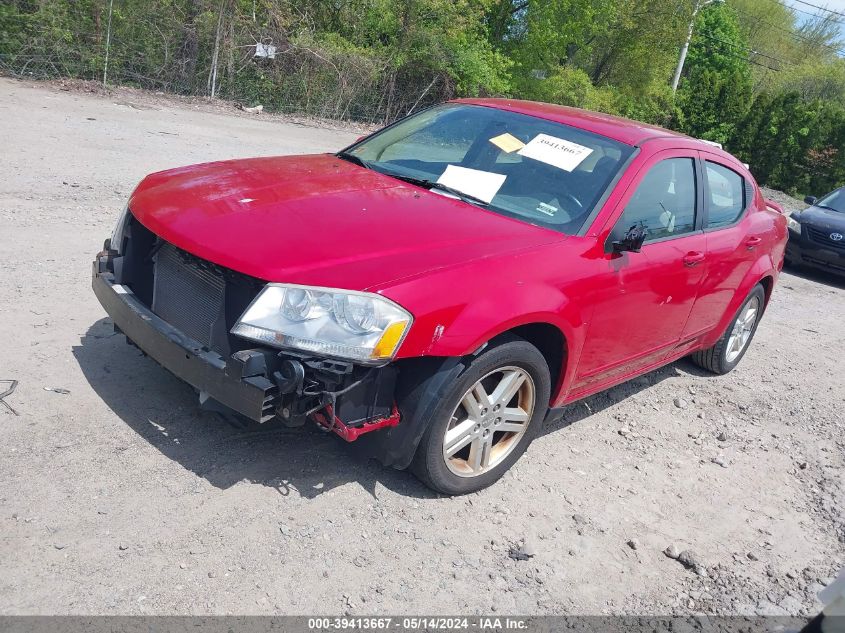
785;186;845;277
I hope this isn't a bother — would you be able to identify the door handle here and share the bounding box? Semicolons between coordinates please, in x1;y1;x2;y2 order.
683;251;705;267
745;236;762;249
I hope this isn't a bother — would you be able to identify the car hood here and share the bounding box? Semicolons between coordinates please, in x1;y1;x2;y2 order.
798;205;845;230
129;154;564;291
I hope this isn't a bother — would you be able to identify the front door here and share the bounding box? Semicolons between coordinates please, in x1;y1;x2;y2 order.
571;153;707;395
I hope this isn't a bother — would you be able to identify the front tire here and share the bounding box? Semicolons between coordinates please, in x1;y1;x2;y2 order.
690;284;766;375
409;336;551;495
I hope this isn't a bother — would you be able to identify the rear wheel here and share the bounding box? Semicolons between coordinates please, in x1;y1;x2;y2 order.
409;337;551;495
690;284;765;375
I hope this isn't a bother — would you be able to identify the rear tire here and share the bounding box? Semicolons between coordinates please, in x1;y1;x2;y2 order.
409;336;551;495
690;284;765;375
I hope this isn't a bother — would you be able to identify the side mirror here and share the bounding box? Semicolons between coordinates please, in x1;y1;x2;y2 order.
612;224;647;254
804;195;817;206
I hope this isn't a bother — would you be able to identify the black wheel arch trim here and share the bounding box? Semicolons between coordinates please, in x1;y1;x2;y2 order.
352;356;466;470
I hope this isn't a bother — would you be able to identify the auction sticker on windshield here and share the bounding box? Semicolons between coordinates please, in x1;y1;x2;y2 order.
517;134;593;171
436;165;506;204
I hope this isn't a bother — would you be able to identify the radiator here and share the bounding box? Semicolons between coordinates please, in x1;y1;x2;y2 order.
151;243;226;349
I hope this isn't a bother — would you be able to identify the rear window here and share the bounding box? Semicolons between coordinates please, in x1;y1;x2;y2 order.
705;161;746;228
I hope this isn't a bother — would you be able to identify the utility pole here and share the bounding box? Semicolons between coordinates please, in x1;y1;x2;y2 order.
103;0;114;88
671;0;722;93
208;0;226;98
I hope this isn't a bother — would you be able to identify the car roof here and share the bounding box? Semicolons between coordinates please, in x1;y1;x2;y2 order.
452;98;693;147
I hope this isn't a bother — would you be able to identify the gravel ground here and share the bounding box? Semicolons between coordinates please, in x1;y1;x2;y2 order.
0;77;843;616
760;187;807;216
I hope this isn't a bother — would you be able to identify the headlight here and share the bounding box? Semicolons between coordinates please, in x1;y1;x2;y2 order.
231;284;413;363
786;214;802;234
110;203;131;254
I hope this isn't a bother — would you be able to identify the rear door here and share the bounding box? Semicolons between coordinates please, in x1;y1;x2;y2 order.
571;150;708;394
684;154;763;336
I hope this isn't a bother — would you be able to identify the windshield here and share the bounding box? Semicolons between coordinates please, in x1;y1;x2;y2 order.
816;188;845;213
339;104;633;234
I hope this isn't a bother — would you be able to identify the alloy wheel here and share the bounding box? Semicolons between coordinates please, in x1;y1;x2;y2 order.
726;296;760;363
442;366;535;477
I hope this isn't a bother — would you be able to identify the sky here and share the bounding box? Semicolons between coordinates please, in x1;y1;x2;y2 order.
782;0;845;41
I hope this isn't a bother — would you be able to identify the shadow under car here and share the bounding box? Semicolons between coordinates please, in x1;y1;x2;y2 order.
75;318;696;497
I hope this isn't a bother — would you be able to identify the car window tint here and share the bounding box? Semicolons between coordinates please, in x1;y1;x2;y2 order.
620;158;697;242
705;161;745;228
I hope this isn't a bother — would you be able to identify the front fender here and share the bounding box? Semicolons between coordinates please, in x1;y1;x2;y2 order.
392;277;584;360
427;283;581;358
380;243;590;404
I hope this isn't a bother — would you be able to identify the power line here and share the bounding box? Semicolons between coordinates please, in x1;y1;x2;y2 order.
696;32;786;71
749;59;784;71
786;0;845;20
768;0;845;21
757;0;845;31
732;4;845;57
698;33;795;66
697;31;796;66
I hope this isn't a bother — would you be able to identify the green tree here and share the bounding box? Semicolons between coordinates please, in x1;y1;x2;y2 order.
2;0;844;196
732;92;845;194
676;3;753;144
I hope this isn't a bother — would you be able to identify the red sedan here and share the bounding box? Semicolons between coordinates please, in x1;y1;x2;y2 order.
93;99;787;494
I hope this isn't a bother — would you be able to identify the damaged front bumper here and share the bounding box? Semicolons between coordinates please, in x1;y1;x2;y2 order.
91;260;400;439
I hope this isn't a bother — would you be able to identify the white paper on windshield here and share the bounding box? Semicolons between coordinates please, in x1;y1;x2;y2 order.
436;165;506;204
517;134;593;172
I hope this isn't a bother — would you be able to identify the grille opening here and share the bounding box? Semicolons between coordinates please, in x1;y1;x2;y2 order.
117;214;265;356
807;226;845;250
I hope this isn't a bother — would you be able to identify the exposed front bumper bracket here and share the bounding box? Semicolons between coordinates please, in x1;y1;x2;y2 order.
312;404;401;442
92;264;278;422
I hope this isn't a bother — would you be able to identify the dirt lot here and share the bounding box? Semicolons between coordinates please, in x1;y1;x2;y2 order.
0;77;843;616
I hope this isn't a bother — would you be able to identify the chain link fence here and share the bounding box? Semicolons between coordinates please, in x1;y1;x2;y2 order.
0;1;455;124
